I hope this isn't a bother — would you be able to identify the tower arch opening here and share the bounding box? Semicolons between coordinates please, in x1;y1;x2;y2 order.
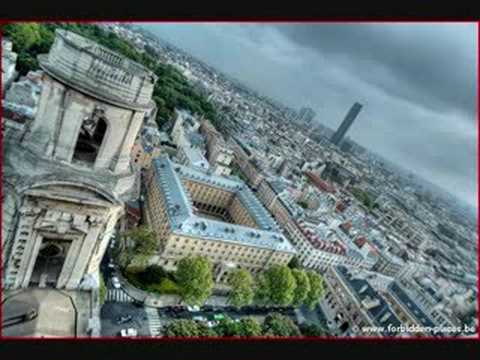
72;108;107;166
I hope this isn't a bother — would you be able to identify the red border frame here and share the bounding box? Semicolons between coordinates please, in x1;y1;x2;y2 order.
0;19;478;342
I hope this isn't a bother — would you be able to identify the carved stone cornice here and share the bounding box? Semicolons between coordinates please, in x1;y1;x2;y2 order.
33;209;94;235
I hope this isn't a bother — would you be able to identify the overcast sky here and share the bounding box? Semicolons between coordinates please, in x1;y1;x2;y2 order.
141;23;477;208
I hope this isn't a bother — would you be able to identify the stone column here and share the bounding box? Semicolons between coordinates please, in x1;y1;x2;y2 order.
84;208;122;276
19;232;44;288
24;77;65;156
57;233;86;289
8;206;43;289
113;111;145;173
54;95;94;163
65;221;103;289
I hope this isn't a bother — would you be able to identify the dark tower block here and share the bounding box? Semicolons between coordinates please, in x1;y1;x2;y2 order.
330;102;363;146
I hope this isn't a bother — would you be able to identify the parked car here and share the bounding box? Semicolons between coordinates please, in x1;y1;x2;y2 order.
119;328;137;337
192;316;207;322
107;262;115;269
213;313;225;321
187;305;200;312
24;309;38;321
206;320;218;328
111;277;121;289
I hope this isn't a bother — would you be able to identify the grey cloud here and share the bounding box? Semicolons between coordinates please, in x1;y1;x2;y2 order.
274;24;477;120
142;23;477;207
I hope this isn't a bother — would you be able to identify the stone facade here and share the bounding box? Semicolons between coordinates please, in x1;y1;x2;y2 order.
131;139;161;170
25;74;147;174
3;70;43;124
200;120;234;176
4;183;122;289
1;38;18;94
2;29;157;292
320;266;402;337
229;137;265;190
143;156;296;282
256;178;367;272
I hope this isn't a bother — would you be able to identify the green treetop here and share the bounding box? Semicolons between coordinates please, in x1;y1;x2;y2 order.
304;271;326;310
227;268;255;308
255;265;297;306
291;269;311;307
175;256;214;306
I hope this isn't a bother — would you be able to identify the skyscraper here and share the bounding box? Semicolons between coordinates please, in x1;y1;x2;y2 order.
330;102;363;146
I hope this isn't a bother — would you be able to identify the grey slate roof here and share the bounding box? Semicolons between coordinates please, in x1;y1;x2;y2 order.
152;155;296;254
335;266;402;336
388;281;438;333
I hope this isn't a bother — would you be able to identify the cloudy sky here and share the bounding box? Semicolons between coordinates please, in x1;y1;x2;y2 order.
142;23;477;208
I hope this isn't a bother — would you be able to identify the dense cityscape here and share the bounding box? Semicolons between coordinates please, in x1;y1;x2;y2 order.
1;22;477;338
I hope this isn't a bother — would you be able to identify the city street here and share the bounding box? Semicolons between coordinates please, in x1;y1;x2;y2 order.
100;302;150;337
99;230;314;336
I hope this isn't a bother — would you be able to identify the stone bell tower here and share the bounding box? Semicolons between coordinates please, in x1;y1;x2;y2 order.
2;29;158;291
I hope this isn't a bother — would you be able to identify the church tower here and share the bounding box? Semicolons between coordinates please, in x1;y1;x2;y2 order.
2;29;157;291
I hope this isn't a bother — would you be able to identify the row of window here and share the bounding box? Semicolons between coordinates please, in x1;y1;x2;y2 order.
166;238;289;261
186;181;232;205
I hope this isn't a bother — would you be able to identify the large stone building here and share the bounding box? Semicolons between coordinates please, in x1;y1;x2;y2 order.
171;109;210;170
229;136;265;190
144;155;296;282
2;29;157;296
383;281;441;336
371;251;405;277
199;120;234;176
256;178;367;272
320;265;402;337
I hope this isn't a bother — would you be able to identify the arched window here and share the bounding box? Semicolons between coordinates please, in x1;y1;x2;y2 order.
73;109;107;166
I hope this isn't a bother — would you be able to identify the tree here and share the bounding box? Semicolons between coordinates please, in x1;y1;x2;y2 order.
163;319;199;337
138;265;168;284
255;265;297;306
175;256;214;306
291;269;311;307
196;321;218;337
262;313;301;337
304;271;325;310
237;318;262;337
227;268;254;308
121;225;158;269
3;23;41;52
123;225;158;256
99;272;107;305
15;52;38;77
214;316;241;336
299;323;328;337
31;25;55;54
288;256;302;270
